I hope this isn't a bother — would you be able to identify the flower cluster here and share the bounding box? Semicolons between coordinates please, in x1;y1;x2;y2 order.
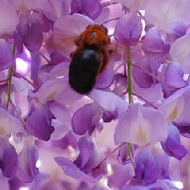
0;0;190;189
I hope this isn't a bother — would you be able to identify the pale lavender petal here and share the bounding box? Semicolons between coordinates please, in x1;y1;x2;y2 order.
95;7;110;24
0;138;18;178
88;89;128;117
142;26;170;59
0;39;13;71
16;142;39;182
114;12;142;46
134;83;163;104
23;22;43;52
161;125;187;160
152;148;170;179
158;86;190;124
31;78;81;105
70;0;81;14
143;0;190;29
169;34;190;73
49;101;71;139
74;137;95;171
117;144;131;165
26;104;54;141
163;62;188;97
53;14;93;58
107;163;133;189
92;185;109;190
0;107;25;136
0;175;9;190
135;148;160;184
50;51;70;65
114;103;169;145
113;73;127;96
132;56;159;88
122;185;148;190
51;131;77;150
164;21;188;42
0;1;19;36
95;66;114;89
72;103;103;135
55;157;103;182
81;0;102;19
117;0;145;11
164;62;187;89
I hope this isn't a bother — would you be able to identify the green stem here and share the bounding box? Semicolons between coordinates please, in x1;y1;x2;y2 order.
126;46;133;159
6;43;16;109
127;47;133;103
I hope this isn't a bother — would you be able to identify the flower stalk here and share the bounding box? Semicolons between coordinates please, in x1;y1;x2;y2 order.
127;46;133;103
126;46;133;159
6;43;16;109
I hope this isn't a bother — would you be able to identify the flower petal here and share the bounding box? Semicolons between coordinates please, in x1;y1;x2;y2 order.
26;104;54;141
88;89;128;117
0;0;19;36
114;103;169;145
0;39;13;71
53;14;93;58
114;12;142;46
142;26;170;59
161;125;187;160
0;138;18;178
135;148;160;184
16;141;39;182
72;103;103;135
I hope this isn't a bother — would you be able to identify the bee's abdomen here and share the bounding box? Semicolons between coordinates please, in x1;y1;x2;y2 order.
69;49;100;94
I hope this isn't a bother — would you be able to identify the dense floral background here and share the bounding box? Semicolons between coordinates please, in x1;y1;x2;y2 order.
0;0;190;189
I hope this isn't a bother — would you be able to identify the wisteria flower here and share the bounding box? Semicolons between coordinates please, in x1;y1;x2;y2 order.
0;0;190;189
114;103;169;145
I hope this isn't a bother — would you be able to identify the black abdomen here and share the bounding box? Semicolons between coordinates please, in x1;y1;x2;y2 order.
69;49;100;94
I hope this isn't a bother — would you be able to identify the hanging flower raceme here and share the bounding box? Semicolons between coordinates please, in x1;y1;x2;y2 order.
0;0;190;189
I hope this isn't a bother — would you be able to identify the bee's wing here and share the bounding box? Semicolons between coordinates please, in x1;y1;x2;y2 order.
53;14;94;58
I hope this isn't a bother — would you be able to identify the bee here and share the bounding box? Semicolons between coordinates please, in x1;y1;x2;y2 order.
69;25;111;94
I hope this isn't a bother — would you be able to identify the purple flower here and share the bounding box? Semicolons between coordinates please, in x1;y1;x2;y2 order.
132;56;159;88
164;21;188;42
72;103;103;135
55;136;105;182
0;39;13;71
49;101;71;139
107;162;134;189
17;11;50;52
0;107;25;136
134;148;160;184
117;144;132;165
71;0;102;19
0;0;19;36
0;138;18;178
26;104;54;141
158;86;190;124
0;174;9;190
114;12;142;46
169;34;190;73
162;62;188;97
114;103;169;145
142;26;170;59
88;89;128;117
16;138;39;182
161;125;187;160
53;14;93;58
